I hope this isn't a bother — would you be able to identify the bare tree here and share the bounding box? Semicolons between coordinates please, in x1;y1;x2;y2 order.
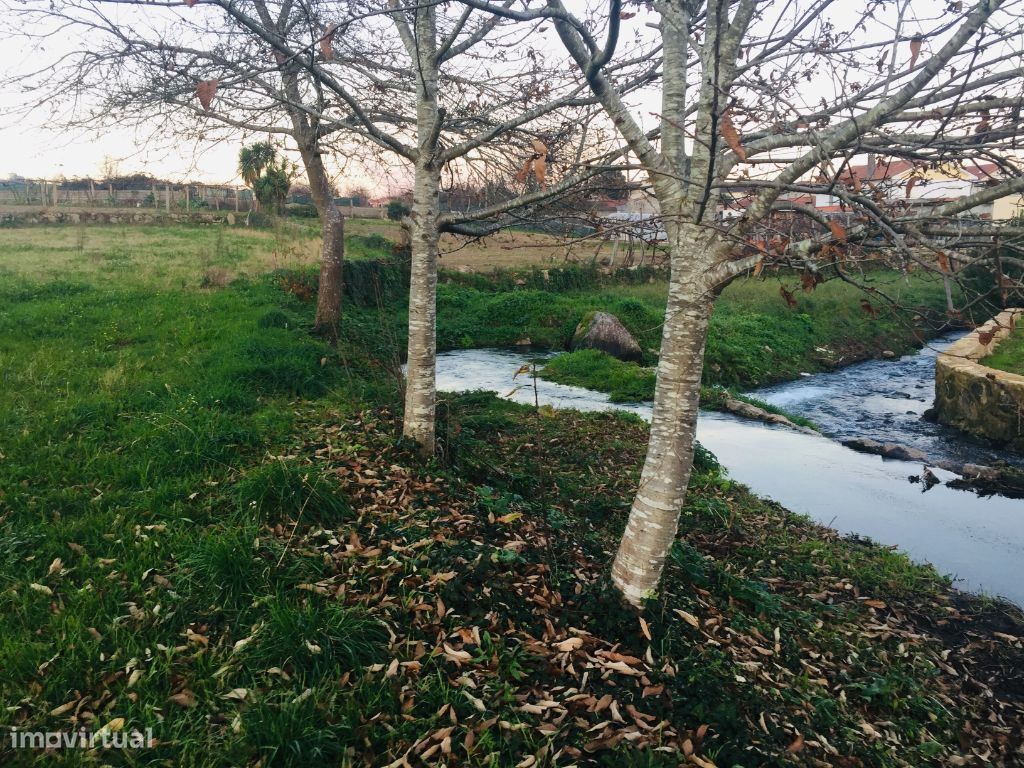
290;0;654;456
464;0;1024;603
1;0;354;336
2;0;651;453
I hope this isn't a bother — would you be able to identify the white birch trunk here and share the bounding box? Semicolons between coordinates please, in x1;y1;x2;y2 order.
611;221;713;604
400;2;443;456
403;166;441;455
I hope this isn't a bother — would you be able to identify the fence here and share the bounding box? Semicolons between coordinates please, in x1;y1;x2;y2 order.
0;180;257;212
0;181;388;218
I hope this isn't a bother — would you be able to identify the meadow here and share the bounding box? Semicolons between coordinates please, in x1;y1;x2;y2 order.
0;222;1019;767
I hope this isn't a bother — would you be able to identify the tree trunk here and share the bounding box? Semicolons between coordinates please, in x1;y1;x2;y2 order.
611;224;712;605
400;0;442;457
300;148;344;340
403;165;441;456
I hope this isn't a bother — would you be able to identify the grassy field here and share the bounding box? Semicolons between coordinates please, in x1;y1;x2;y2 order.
1;225;1021;766
0;220;614;286
986;323;1024;375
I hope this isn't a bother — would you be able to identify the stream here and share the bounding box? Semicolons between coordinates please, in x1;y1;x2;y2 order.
435;343;1024;607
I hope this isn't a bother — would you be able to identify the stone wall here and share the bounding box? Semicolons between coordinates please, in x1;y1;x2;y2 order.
0;208;240;227
934;308;1024;451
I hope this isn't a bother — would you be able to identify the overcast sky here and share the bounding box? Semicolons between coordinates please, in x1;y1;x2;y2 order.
0;0;990;190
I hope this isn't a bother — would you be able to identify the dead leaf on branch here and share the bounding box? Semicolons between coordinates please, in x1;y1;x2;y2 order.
320;23;339;60
196;79;218;111
909;36;922;70
515;140;549;188
828;220;847;242
515;158;533;184
720;110;746;162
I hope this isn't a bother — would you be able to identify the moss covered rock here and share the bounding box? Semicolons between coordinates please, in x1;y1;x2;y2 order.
570;311;642;362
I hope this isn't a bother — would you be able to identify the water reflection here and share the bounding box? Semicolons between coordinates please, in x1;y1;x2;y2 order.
435;347;1024;606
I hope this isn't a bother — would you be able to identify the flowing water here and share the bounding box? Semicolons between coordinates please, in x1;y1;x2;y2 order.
435;345;1024;606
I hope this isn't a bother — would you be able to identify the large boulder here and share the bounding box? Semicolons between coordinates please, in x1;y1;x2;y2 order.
571;311;642;362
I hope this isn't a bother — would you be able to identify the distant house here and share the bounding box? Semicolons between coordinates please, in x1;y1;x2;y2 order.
810;159;1017;219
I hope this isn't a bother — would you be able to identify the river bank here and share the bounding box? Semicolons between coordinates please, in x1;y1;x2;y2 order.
437;346;1024;604
435;265;957;393
2;239;1022;765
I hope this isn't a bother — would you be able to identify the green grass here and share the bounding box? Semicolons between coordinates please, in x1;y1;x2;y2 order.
0;225;1016;766
986;323;1024;375
437;268;955;392
540;348;657;402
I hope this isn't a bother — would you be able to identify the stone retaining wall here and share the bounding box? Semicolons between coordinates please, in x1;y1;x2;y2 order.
934;308;1024;451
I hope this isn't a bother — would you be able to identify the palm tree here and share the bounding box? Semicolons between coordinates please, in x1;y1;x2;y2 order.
237;141;277;211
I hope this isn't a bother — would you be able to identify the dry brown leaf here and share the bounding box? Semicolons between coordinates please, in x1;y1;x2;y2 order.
515;158;533;184
828;220;847;242
787;733;805;753
553;637;583;652
320;23;339;60
720;110;746;162
168;690;197;708
909;36;922;69
50;699;79;717
443;643;472;664
186;629;209;646
533;156;546;188
674;609;700;628
196;79;218;111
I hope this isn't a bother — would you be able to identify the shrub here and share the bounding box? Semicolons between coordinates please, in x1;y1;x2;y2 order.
285;203;319;219
386;200;410;221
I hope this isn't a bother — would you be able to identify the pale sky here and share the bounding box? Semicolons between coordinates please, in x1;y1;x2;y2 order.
0;0;999;189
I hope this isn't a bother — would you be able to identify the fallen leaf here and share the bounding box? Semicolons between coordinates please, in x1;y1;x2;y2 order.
553;637;583;652
168;690;197;708
674;609;700;629
639;617;652;641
